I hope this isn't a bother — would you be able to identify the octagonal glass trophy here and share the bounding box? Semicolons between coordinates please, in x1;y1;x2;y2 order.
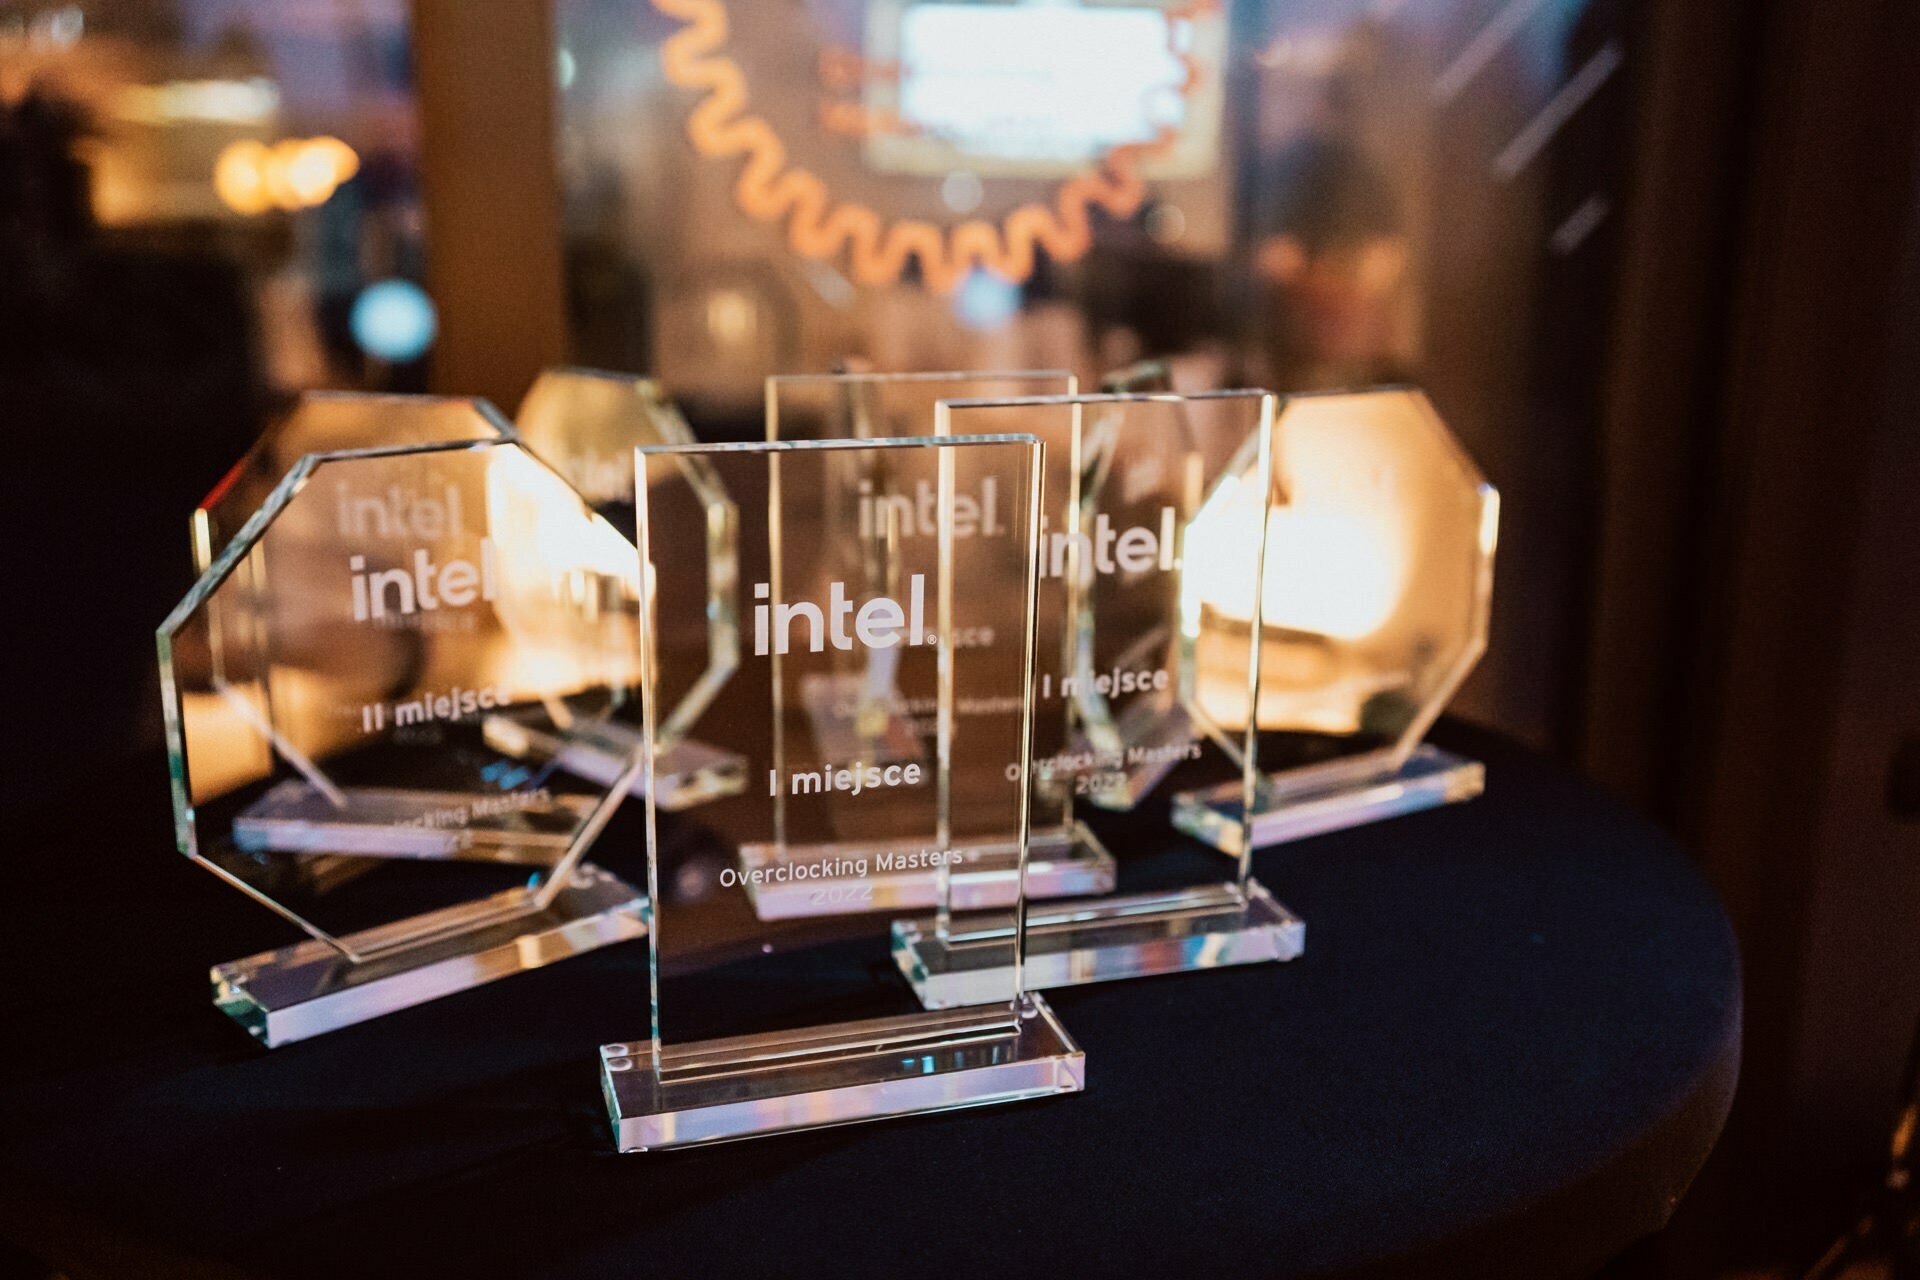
192;392;510;574
892;392;1305;1007
1171;387;1498;854
600;435;1083;1151
485;367;745;810
159;436;648;1046
759;370;1115;916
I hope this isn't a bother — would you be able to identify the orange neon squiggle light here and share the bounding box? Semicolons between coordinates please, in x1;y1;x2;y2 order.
652;0;1209;291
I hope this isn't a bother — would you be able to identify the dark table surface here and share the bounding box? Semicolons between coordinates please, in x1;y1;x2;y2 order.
0;723;1740;1280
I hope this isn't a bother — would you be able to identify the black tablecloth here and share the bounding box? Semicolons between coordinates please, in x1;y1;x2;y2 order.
0;724;1739;1279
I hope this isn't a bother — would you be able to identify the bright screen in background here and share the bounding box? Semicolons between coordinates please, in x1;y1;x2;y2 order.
866;2;1221;177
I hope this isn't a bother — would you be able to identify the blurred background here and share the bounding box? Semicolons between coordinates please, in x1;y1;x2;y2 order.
2;1;1916;1275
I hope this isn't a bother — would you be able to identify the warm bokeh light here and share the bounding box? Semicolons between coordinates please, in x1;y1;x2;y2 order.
212;139;274;216
213;136;360;215
281;136;359;205
703;288;759;351
1187;390;1492;742
1182;463;1406;646
1192;505;1404;641
115;77;280;127
486;446;643;702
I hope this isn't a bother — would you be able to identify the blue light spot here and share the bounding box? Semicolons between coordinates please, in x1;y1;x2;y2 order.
953;269;1020;331
351;278;438;362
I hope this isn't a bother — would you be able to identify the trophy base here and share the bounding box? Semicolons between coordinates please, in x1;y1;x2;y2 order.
735;822;1115;920
211;865;646;1048
232;779;595;864
1169;745;1485;856
599;994;1083;1151
892;881;1304;1009
481;713;747;811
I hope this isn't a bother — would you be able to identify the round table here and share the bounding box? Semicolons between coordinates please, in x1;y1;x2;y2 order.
0;723;1739;1279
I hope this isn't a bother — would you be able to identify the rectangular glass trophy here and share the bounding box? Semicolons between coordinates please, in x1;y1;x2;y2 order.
760;370;1115;915
892;392;1305;1006
159;436;650;1046
600;435;1082;1150
1170;387;1498;853
483;367;747;811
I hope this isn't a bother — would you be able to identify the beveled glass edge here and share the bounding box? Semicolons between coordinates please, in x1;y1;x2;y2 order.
164;433;522;644
765;368;1075;388
520;369;728;742
1098;358;1174;393
1382;493;1498;768
194;395;516;563
1239;395;1278;889
1278;383;1490;489
158;432;642;964
631;434;1046;1057
301;399;519;461
1387;490;1497;769
601;992;1082;1151
635;432;1044;457
519;367;694;444
766;370;1079;443
279;389;511;419
936;387;1282;413
526;365;667;395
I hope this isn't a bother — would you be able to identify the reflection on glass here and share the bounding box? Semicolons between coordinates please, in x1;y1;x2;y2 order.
494;367;746;809
941;392;1276;811
1173;386;1498;853
192;393;510;573
557;0;1632;739
863;0;1226;180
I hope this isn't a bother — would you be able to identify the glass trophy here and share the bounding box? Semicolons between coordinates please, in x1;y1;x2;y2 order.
158;436;648;1046
486;367;746;810
892;392;1305;1006
760;370;1115;916
600;435;1083;1150
1170;387;1499;853
192;391;510;574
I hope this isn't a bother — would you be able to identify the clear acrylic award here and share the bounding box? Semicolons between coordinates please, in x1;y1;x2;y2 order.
191;391;510;574
760;370;1115;916
892;392;1305;1005
487;367;746;810
1171;387;1498;853
159;436;648;1045
600;435;1083;1150
191;395;553;879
